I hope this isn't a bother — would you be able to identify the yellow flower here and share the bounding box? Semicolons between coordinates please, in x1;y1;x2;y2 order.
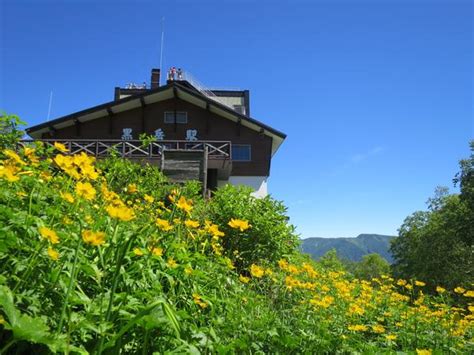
54;154;73;169
81;165;99;180
54;142;68;152
23;147;36;158
348;324;368;332
239;275;250;283
47;247;59;261
0;165;20;182
166;258;178;268
60;191;75;204
156;218;173;231
396;279;407;286
82;230;106;246
126;183;137;193
250;264;264;278
133;248;144;256
106;205;136;222
184;220;200;228
405;284;413;290
464;290;474;297
144;194;154;203
436;286;446;294
278;259;289;270
204;221;225;238
310;295;334;309
228;218;250;232
39;227;59;244
184;266;193;275
39;171;52;182
76;182;96;201
385;334;397;341
454;287;466;294
371;324;385;334
192;293;208;309
151;247;163;257
288;265;299;274
416;350;432;355
3;149;26;165
72;152;94;168
347;303;365;316
176;196;193;213
415;280;426;287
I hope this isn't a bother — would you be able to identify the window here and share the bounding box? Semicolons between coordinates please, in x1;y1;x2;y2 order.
232;144;251;161
164;111;187;124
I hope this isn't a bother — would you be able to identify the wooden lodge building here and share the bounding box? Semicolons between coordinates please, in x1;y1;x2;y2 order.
25;69;286;197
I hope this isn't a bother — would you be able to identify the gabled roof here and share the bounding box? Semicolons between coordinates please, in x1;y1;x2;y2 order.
26;82;286;156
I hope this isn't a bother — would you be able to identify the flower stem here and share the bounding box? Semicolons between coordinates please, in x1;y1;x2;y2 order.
56;234;82;333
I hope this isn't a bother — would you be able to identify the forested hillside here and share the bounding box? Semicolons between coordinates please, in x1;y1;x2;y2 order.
301;234;395;263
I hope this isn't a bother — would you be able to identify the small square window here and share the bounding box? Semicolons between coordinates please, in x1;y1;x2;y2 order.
176;112;187;124
232;144;251;161
164;111;187;124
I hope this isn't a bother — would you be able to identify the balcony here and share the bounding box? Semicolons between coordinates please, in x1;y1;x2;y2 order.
18;139;233;180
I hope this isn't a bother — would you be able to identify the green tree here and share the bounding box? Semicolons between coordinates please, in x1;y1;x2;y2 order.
390;142;474;290
352;253;390;280
318;249;346;271
0;112;25;150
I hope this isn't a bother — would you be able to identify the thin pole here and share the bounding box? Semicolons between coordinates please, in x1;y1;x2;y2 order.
47;91;53;121
159;17;165;85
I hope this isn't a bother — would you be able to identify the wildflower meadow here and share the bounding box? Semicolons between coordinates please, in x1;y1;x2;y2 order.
0;120;473;353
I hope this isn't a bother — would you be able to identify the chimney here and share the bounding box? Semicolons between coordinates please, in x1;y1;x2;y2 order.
150;68;160;89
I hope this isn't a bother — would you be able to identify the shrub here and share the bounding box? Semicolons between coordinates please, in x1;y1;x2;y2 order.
204;185;300;270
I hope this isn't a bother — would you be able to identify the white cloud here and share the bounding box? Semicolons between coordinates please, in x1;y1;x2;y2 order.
351;146;385;164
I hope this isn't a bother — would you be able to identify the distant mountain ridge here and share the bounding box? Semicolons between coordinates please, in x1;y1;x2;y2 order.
300;234;396;263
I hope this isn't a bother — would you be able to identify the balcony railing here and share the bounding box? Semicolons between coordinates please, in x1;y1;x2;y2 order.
18;139;232;160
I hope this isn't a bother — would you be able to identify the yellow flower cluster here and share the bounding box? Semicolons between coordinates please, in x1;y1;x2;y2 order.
192;293;208;309
271;258;474;345
156;218;173;231
228;218;250;232
106;204;136;222
0;149;32;182
176;196;193;213
54;152;99;180
39;227;59;244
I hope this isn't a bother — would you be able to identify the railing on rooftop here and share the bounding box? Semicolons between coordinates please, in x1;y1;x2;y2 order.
180;71;235;110
18;139;232;160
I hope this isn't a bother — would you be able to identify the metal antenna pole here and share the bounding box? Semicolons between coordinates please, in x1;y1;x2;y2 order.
159;17;165;85
47;91;53;121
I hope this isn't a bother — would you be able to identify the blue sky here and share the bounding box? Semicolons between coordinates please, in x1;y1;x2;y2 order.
1;0;472;238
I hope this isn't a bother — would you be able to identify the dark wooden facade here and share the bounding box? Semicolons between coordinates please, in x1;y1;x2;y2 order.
27;69;286;194
41;97;272;177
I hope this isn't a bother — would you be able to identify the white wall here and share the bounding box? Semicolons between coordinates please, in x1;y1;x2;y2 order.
217;176;268;198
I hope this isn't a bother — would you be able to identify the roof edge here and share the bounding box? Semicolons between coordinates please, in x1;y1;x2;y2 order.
26;82;287;140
